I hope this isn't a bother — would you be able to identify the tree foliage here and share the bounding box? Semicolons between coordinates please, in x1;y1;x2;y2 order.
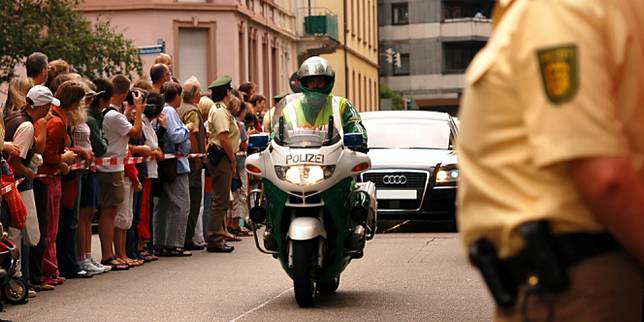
0;0;142;82
379;83;404;110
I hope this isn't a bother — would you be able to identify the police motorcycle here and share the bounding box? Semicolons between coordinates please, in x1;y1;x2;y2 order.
245;93;377;307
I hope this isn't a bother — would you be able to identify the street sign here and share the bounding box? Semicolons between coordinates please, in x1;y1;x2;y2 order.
138;43;165;55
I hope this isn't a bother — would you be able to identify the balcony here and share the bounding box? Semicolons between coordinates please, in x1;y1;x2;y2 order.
440;18;492;42
296;7;340;64
304;15;338;40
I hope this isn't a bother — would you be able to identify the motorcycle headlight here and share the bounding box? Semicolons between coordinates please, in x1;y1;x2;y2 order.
436;167;459;184
275;165;335;186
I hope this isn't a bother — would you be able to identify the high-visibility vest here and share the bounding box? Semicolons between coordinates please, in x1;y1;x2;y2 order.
284;95;346;135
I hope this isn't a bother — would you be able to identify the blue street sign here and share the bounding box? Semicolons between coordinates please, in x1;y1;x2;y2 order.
138;43;165;55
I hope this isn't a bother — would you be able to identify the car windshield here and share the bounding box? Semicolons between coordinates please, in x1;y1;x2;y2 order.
363;118;452;149
269;93;342;148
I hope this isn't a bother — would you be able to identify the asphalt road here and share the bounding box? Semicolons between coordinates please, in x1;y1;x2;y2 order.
1;232;494;322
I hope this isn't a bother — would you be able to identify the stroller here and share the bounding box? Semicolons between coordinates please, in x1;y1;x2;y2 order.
0;223;27;310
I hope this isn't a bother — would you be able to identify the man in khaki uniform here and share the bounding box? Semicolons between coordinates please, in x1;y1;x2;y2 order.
458;0;644;321
205;75;241;253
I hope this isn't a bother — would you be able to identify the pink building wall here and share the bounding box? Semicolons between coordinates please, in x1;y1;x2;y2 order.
78;0;298;98
1;0;298;104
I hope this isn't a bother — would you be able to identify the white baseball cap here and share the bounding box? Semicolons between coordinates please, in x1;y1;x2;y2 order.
26;85;60;107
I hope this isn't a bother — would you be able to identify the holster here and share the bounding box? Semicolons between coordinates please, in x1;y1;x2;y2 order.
207;144;225;166
469;220;619;310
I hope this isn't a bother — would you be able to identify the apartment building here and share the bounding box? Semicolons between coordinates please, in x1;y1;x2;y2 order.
296;1;380;111
378;0;493;114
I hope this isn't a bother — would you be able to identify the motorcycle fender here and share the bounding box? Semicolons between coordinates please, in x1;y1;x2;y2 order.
287;217;327;240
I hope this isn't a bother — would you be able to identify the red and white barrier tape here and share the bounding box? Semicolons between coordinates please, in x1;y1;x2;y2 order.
68;153;206;171
1;153;206;195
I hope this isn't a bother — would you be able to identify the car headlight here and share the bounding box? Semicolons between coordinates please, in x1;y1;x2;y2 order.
436;167;459;184
274;165;336;186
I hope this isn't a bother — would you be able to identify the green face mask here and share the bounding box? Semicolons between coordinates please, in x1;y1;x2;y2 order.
301;90;329;111
300;78;334;111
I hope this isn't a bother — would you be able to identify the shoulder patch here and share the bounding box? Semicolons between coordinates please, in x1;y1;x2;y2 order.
537;44;578;105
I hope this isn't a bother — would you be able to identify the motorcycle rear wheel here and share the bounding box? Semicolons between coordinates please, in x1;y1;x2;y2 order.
292;240;316;307
3;277;28;304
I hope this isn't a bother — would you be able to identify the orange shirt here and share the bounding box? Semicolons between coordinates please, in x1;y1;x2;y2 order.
39;105;71;177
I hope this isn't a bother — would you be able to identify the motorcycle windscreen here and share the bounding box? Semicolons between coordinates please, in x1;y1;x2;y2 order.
270;93;343;148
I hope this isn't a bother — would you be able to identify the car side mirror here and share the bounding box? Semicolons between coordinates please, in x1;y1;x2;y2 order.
344;133;366;152
248;133;269;153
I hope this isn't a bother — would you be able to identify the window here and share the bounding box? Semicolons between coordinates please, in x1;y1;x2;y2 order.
392;3;409;25
239;29;246;81
443;42;484;73
393;53;410;76
442;1;494;20
179;28;209;88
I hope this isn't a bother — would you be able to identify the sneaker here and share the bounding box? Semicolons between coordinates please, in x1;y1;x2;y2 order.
63;270;93;279
89;257;111;273
28;288;37;298
79;260;103;276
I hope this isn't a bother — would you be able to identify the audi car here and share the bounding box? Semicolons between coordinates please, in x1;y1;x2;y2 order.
358;111;459;222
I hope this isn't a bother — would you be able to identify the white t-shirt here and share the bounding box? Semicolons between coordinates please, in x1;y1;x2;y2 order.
98;106;132;173
14;122;34;160
142;116;158;179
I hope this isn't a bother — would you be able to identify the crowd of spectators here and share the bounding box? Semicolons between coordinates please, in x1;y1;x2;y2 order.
0;51;277;301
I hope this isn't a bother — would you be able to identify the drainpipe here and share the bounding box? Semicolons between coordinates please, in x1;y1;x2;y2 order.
343;0;349;97
376;0;380;110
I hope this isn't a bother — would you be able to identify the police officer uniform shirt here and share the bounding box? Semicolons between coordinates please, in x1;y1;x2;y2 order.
457;0;644;258
207;75;241;153
207;102;241;154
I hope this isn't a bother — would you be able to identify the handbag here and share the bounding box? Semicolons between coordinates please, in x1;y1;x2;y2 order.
1;161;26;230
157;133;179;183
20;189;40;246
157;157;177;183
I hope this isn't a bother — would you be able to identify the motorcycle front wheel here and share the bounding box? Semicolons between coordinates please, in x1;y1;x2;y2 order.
292;240;316;307
3;277;28;304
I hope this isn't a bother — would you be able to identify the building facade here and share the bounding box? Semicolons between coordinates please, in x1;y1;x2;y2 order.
78;0;299;101
378;0;493;114
295;1;379;112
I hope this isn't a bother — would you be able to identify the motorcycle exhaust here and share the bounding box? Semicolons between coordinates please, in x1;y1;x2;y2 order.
248;189;267;224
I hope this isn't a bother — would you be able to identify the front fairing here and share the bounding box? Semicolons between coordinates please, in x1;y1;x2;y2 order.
249;92;369;195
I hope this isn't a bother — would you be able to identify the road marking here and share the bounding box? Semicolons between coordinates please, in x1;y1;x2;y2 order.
382;220;411;233
228;287;293;322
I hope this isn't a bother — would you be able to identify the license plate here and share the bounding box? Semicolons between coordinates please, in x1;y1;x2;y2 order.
377;190;417;200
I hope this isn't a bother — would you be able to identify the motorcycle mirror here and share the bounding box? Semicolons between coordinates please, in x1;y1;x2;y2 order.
249;133;270;153
344;133;364;150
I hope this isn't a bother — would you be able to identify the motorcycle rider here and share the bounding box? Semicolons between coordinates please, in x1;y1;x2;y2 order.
277;56;368;145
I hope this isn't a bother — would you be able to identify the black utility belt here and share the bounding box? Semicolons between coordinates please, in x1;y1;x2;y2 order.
503;231;618;282
469;221;620;310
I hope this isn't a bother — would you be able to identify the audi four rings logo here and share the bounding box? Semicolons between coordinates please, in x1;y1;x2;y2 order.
383;175;407;185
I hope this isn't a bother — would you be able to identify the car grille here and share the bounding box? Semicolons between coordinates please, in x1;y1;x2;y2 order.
361;171;428;210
